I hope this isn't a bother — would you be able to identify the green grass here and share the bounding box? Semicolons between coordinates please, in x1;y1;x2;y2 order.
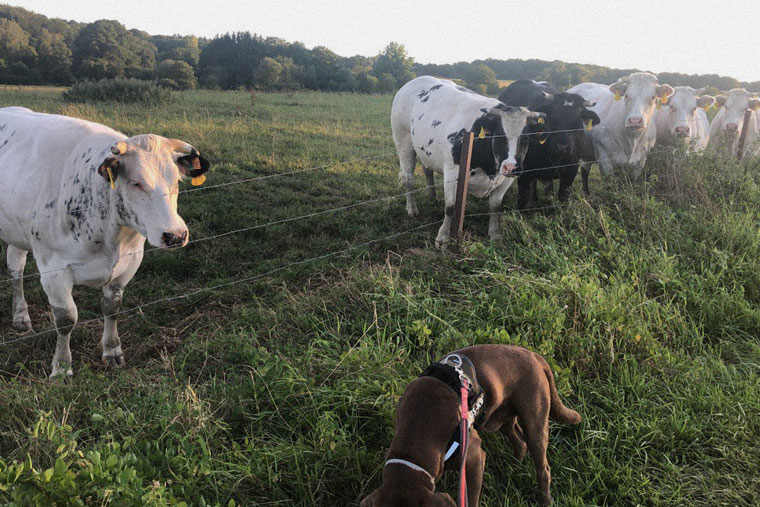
1;87;759;506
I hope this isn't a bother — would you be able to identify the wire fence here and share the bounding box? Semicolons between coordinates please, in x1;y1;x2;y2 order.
0;203;559;348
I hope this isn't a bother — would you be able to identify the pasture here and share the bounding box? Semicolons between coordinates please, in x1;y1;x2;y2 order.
1;86;759;506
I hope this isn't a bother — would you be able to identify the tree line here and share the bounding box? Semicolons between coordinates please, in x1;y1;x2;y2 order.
1;4;758;94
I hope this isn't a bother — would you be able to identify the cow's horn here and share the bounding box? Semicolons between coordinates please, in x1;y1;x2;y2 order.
169;139;198;156
583;100;596;108
111;141;127;155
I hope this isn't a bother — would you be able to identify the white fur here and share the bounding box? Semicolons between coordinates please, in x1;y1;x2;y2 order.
708;88;760;158
654;86;712;152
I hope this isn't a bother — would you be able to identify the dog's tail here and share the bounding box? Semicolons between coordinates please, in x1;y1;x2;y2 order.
542;360;582;425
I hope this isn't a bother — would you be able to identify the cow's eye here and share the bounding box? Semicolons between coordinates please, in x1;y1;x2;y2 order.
130;181;142;190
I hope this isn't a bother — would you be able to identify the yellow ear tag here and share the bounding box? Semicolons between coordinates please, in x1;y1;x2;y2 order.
660;95;668;105
585;119;593;131
478;126;486;139
614;90;621;101
191;174;206;186
537;117;545;124
539;138;546;144
752;103;760;111
704;104;711;112
106;167;115;190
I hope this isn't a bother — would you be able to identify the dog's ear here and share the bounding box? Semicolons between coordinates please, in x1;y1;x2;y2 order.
427;492;457;506
360;489;380;507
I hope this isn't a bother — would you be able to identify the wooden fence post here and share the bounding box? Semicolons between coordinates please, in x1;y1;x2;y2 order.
736;108;754;160
451;131;474;240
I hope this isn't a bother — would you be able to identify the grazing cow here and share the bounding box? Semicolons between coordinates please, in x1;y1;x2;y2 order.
391;76;544;247
654;86;714;152
708;88;760;158
568;73;674;185
498;80;600;208
0;108;209;379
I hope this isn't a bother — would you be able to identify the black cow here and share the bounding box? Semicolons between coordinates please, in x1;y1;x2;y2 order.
498;80;600;209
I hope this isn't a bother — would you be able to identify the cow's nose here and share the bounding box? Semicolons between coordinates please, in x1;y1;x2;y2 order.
627;117;644;128
726;123;739;133
501;162;516;175
162;230;188;247
675;126;690;137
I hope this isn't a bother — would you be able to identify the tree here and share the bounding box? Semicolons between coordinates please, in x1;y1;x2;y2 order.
465;63;498;95
156;59;196;90
72;20;156;80
372;42;414;88
377;72;397;93
36;28;72;84
0;18;36;62
253;56;282;88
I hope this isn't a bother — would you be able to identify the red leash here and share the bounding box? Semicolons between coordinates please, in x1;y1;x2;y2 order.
458;378;470;507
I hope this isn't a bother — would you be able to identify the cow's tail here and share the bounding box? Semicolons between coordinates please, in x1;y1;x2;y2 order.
542;359;582;425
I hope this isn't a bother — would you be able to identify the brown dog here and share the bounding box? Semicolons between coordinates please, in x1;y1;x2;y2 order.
361;344;581;506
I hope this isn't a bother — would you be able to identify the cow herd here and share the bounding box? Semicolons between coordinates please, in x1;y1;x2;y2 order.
392;74;760;245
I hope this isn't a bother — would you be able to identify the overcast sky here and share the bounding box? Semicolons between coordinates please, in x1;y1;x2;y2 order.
9;0;760;82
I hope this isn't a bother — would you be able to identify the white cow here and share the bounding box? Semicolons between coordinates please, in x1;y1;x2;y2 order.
0;108;209;379
568;72;674;178
391;76;544;247
708;88;760;158
654;86;714;152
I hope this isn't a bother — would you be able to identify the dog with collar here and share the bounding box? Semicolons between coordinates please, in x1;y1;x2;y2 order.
361;344;581;506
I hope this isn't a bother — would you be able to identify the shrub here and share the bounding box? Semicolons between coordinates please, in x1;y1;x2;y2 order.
62;78;175;105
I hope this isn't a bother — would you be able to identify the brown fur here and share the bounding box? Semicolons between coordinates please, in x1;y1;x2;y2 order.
361;345;581;506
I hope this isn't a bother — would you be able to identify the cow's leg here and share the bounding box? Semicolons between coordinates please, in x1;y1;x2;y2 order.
101;283;125;367
557;167;578;202
530;179;539;203
101;249;142;368
517;176;532;210
580;161;592;195
40;273;76;380
398;148;419;217
544;179;554;198
465;430;486;507
7;245;33;332
487;177;514;239
424;168;437;200
435;171;458;247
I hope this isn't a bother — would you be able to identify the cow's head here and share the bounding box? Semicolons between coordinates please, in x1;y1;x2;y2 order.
533;92;600;162
662;86;714;138
713;88;760;137
476;104;545;175
609;72;673;131
97;134;210;248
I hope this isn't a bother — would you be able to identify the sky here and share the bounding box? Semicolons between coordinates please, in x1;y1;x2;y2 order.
8;0;760;82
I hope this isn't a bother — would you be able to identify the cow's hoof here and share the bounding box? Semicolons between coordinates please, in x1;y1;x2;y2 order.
435;237;450;249
103;355;126;368
49;371;73;384
407;207;420;218
12;319;33;333
489;232;503;241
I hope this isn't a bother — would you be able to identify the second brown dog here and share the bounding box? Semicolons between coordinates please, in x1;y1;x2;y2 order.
361;344;581;506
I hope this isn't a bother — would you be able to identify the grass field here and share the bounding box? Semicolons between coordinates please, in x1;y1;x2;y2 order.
1;87;759;506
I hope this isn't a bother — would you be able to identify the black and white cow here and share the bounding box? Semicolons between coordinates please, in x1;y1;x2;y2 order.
498;80;600;208
391;76;544;246
0;107;209;379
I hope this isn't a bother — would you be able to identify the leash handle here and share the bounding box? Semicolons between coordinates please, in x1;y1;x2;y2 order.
459;379;470;507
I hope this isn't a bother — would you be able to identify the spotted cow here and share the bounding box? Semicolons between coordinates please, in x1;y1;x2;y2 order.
0;107;209;379
391;76;544;246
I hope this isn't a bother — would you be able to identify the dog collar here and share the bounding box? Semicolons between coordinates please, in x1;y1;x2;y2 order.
384;459;435;487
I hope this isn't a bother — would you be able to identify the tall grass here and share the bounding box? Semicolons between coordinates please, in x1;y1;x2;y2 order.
0;88;759;506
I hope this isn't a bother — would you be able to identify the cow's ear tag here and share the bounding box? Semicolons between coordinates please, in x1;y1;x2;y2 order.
191;174;206;186
106;167;115;190
614;90;621;101
585;119;593;131
661;95;668;105
539;138;546;144
752;103;760;111
537;117;545;124
703;104;710;112
478;126;486;139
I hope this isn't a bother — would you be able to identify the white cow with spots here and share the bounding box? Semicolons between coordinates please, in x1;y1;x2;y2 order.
708;88;760;158
391;76;544;247
568;72;674;178
0;107;209;379
654;86;714;152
